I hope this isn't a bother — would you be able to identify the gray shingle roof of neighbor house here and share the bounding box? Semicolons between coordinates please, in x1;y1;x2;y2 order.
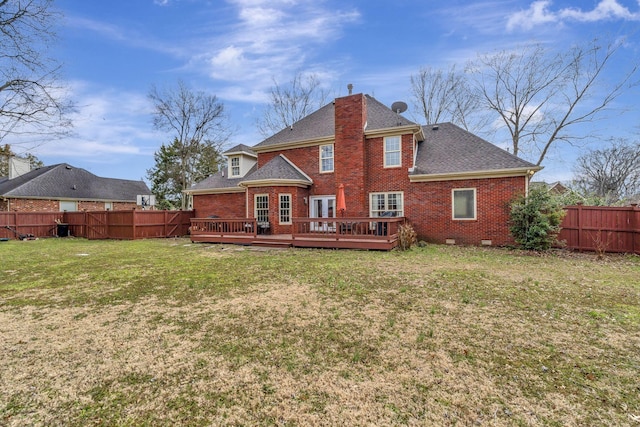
188;164;258;192
240;155;313;185
253;95;416;149
412;123;541;176
0;163;150;201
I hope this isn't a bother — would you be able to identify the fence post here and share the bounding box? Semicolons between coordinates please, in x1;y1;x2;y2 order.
631;204;638;255
132;209;137;240
576;203;583;252
164;210;168;238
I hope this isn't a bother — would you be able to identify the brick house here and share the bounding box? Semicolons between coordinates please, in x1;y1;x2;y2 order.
186;92;541;246
0;163;150;212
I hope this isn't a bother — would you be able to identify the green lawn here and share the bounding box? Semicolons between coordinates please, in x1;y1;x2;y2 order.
1;238;639;426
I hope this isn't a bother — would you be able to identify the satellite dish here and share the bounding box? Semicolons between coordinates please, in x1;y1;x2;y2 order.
391;101;408;114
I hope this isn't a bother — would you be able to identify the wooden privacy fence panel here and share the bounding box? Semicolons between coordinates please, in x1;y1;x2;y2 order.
558;205;639;254
0;212;63;239
0;210;194;240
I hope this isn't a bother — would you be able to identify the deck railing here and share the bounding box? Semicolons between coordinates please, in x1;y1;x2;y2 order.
190;217;404;240
292;217;403;241
190;218;258;236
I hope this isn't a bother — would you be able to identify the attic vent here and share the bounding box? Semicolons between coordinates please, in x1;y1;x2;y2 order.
432;125;439;131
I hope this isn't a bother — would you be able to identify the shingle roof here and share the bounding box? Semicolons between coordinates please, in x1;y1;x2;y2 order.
188;165;257;191
240;155;312;185
412;123;539;175
253;94;416;149
223;144;257;157
0;163;150;201
364;95;415;129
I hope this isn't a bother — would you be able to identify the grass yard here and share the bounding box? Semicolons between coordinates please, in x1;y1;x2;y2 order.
0;238;639;426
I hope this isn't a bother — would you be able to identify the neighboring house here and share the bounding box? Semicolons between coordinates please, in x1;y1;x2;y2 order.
186;92;541;246
0;163;150;212
531;181;570;195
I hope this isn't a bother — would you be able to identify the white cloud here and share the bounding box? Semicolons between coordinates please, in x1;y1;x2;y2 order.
33;82;159;161
507;0;640;31
559;0;640;22
198;0;360;101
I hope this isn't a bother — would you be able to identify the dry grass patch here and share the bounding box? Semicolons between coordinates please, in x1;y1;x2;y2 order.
1;238;639;426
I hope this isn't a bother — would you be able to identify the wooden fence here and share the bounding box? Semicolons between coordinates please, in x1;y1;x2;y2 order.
558;204;640;254
0;210;194;240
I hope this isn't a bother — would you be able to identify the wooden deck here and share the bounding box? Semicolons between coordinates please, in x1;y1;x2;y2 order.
189;217;403;250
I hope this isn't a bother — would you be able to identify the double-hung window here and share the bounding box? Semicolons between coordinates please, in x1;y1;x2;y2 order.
279;194;291;225
384;136;401;168
370;192;404;217
230;156;240;177
320;144;334;173
452;188;476;220
255;194;269;224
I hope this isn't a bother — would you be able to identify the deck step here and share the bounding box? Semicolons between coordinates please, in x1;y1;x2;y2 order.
251;239;293;248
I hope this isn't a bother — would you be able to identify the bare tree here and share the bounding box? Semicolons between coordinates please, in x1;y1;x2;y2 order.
0;0;74;147
257;73;329;137
409;65;478;129
148;80;230;209
469;39;638;166
572;138;640;205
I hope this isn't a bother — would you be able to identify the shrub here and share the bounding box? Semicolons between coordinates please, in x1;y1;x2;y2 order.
397;223;417;251
509;186;566;250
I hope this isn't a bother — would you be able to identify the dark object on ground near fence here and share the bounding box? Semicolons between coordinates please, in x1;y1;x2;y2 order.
4;225;36;240
56;223;70;237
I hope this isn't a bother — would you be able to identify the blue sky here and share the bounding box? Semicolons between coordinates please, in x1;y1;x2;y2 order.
15;0;640;184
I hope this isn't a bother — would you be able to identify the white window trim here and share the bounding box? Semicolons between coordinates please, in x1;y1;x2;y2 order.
319;143;334;173
383;136;402;168
369;191;404;217
230;156;241;177
279;193;292;225
452;188;477;220
254;193;269;224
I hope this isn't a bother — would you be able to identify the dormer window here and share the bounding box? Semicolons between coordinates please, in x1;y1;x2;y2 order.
230;156;240;177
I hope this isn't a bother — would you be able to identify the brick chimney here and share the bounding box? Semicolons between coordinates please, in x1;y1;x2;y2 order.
334;92;367;217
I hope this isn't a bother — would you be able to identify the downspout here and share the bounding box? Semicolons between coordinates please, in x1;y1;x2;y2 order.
246;187;249;218
525;169;535;195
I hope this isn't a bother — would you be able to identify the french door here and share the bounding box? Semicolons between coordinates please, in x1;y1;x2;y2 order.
309;196;335;231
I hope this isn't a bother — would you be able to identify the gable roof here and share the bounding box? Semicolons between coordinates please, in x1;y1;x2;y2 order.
0;163;150;202
411;123;541;180
239;155;313;187
253;94;417;150
223;144;257;157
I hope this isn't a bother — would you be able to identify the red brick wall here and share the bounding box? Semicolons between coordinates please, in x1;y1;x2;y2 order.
405;176;526;246
4;199;137;212
335;94;368;216
259;148;335;197
193;192;246;218
247;186;308;234
364;133;414;205
78;201;137;211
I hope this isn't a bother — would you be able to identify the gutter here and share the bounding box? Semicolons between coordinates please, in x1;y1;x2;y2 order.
409;166;542;182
